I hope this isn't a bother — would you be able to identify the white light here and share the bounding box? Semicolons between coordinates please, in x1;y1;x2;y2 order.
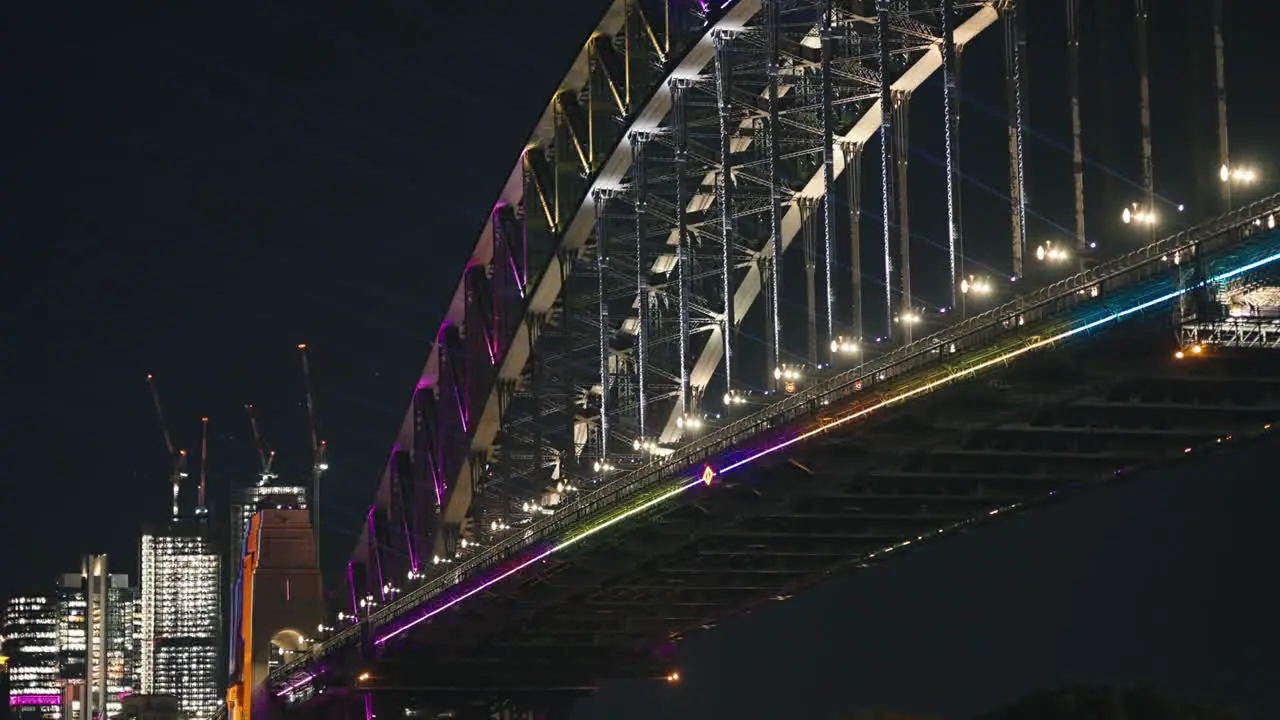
1220;163;1230;183
1036;242;1069;263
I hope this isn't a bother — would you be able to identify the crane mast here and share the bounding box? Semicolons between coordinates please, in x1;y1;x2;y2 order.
297;344;328;562
245;404;278;485
198;416;209;516
146;374;188;520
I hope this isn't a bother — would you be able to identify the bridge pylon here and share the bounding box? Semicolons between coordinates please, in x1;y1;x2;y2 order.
227;509;324;720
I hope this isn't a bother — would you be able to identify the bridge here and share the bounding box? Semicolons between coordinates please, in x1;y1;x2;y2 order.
225;1;1280;718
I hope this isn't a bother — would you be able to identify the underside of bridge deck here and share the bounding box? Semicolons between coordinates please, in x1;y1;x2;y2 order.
352;320;1280;695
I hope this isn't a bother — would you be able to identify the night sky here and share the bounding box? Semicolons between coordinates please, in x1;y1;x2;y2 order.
2;1;1275;717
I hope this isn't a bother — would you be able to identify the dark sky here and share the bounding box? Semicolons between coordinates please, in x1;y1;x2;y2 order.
1;1;1275;717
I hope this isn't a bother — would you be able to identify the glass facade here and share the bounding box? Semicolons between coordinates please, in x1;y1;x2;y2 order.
3;595;59;720
54;557;139;720
3;558;139;720
139;525;221;720
230;485;308;569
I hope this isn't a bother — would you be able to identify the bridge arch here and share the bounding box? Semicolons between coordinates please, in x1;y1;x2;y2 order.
347;0;1004;611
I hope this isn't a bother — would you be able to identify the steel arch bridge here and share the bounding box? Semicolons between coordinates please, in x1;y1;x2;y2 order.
240;1;1280;718
349;0;1005;604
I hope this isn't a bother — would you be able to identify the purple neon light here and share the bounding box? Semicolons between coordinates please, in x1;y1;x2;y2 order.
376;545;556;644
373;245;1280;646
10;695;60;706
274;673;316;698
346;560;358;619
367;507;386;601
375;475;708;645
399;448;419;571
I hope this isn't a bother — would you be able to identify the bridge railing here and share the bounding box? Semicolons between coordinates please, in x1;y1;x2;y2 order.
269;192;1280;685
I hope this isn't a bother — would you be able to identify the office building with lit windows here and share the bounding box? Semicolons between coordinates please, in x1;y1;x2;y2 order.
139;522;220;720
3;594;59;720
229;484;308;572
53;556;139;720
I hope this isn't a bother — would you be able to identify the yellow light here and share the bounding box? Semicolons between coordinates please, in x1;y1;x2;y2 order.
1174;350;1185;359
1191;344;1203;354
357;671;371;682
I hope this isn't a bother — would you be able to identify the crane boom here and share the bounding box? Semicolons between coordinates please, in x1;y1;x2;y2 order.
146;374;188;520
245;404;277;485
297;343;327;561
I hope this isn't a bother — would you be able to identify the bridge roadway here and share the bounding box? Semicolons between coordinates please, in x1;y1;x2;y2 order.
267;196;1280;713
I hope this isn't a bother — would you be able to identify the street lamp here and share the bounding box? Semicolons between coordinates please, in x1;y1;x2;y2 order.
1121;203;1157;226
774;364;803;394
676;414;703;431
960;275;993;296
829;336;860;356
1220;164;1258;184
1035;241;1070;263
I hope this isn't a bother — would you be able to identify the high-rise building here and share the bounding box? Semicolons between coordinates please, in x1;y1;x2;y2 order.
53;556;138;720
229;485;307;569
139;522;220;720
2;642;12;720
2;595;59;720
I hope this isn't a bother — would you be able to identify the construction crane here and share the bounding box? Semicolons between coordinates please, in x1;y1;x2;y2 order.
245;403;278;486
146;374;188;520
198;416;210;516
297;343;328;557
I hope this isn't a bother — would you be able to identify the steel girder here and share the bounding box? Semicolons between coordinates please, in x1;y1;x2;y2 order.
358;323;1280;678
348;0;1005;609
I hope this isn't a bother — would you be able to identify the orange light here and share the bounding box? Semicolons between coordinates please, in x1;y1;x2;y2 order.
202;416;209;422
665;671;680;684
298;343;308;350
1174;350;1185;359
784;381;797;393
1191;344;1203;354
357;671;371;683
701;465;716;486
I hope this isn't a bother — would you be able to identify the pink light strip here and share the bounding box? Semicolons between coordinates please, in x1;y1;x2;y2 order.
274;673;316;697
10;695;61;706
371;248;1280;647
376;477;704;645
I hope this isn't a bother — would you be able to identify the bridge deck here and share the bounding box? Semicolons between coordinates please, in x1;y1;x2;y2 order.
363;330;1277;692
300;229;1280;695
265;201;1280;706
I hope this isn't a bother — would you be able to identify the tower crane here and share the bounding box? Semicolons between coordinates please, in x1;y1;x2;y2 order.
146;374;188;520
245;403;278;486
297;343;328;556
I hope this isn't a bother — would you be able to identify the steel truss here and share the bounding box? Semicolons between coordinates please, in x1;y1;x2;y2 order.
360;337;1280;661
1180;318;1280;350
347;0;1005;619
